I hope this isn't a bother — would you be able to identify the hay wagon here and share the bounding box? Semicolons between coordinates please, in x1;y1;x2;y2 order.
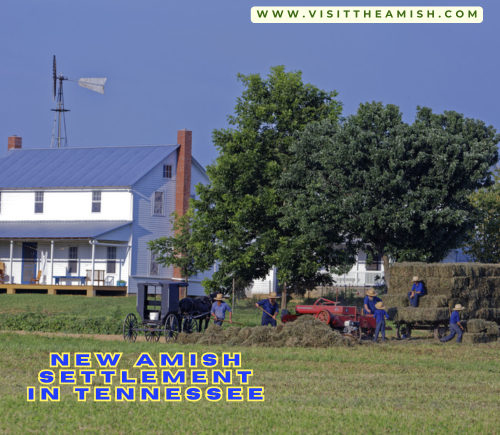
394;317;450;340
282;297;392;338
122;281;212;343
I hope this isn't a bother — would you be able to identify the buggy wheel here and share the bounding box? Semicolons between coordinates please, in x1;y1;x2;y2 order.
164;314;179;342
397;322;412;340
145;328;161;342
182;317;197;334
123;313;138;342
433;324;449;341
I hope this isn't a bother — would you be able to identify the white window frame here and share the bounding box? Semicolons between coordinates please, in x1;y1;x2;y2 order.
149;251;160;276
35;191;44;214
152;190;166;216
92;191;101;213
163;164;172;179
68;247;78;274
107;247;117;274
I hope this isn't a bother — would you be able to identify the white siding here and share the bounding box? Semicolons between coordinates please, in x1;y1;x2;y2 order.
0;189;132;221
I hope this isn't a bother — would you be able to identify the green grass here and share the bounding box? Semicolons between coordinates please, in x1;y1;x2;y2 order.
1;332;499;434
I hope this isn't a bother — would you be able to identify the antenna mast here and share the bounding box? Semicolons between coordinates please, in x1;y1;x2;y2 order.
50;55;107;148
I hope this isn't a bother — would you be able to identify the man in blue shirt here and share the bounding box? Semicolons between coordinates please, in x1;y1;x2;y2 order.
440;304;465;343
363;288;382;315
255;292;280;327
211;294;232;326
373;301;389;343
408;276;425;307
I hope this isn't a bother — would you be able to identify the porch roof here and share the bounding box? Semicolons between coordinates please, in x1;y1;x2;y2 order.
0;221;132;239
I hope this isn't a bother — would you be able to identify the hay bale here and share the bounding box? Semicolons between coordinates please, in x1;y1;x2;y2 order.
462;333;497;344
466;319;499;335
475;308;500;323
176;315;357;348
380;295;408;308
395;307;449;323
418;296;448;308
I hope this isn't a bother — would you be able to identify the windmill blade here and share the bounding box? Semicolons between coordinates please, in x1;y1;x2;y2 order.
53;55;57;100
78;78;107;94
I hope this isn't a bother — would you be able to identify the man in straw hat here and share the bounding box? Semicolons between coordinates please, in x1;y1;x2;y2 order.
364;288;382;315
440;304;465;343
373;301;389;343
211;294;232;326
408;276;425;307
255;292;280;327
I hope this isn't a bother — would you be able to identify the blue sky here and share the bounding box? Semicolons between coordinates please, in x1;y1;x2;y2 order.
1;0;497;168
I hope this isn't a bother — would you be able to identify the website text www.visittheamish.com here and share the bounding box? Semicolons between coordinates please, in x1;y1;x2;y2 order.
251;7;483;23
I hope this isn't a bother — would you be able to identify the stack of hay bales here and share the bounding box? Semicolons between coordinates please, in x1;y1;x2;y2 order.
464;319;499;344
381;262;500;342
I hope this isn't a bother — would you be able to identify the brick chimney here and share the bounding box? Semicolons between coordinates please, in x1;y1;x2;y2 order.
174;129;192;281
8;135;22;150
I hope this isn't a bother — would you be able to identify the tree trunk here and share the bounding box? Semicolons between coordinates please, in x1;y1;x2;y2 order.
382;253;390;291
282;282;287;311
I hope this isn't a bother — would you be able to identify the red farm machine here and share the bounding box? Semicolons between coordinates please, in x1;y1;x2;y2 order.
281;297;392;339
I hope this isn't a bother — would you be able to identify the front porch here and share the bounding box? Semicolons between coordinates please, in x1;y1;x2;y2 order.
0;283;128;297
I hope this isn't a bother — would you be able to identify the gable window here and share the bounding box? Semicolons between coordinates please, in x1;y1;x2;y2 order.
366;254;381;271
107;247;116;274
163;165;172;179
153;191;164;216
92;191;101;213
150;252;159;276
35;191;44;213
68;247;78;274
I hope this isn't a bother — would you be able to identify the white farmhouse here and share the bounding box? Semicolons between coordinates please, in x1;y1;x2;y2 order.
0;130;212;296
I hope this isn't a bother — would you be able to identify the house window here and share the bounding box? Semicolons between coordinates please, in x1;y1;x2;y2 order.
35;191;44;213
92;191;101;213
150;252;159;276
366;254;382;271
107;247;116;274
68;247;78;274
153;191;164;216
163;165;172;179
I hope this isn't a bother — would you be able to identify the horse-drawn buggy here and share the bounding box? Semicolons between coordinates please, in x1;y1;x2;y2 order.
281;297;392;338
122;281;213;343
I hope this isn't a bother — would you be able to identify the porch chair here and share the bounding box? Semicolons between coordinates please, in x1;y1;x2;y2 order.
30;270;42;285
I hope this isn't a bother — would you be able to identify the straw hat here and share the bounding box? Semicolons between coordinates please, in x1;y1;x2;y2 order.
453;304;465;311
366;288;377;297
269;292;281;299
375;301;385;310
412;276;419;282
213;293;226;301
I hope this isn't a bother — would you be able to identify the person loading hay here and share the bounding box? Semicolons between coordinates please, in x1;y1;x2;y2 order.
363;288;382;315
440;304;465;343
211;294;232;326
255;292;280;327
373;301;389;343
408;276;425;307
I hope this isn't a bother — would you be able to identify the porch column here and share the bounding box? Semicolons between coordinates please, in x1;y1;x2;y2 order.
9;240;13;284
50;240;54;285
91;242;95;286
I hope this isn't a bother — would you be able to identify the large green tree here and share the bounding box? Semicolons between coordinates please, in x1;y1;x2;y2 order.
462;169;500;263
192;66;354;307
280;102;499;288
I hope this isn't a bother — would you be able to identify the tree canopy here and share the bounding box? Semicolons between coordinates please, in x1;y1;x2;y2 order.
280;102;499;288
192;66;353;305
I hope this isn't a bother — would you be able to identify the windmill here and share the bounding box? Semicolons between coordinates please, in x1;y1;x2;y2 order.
51;55;107;147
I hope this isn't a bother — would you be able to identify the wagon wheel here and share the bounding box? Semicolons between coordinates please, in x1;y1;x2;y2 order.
397;322;412;340
164;314;179;342
182;317;197;334
317;310;331;325
123;313;138;342
145;326;161;343
433;324;449;341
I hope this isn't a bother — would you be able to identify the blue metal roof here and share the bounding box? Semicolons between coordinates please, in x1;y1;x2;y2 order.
0;221;132;239
0;145;178;188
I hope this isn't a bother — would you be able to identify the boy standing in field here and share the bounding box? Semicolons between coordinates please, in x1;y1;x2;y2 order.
211;294;232;326
440;304;465;343
373;301;389;343
255;292;280;326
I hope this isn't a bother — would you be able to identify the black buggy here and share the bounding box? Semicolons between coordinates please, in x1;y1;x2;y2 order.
122;281;213;343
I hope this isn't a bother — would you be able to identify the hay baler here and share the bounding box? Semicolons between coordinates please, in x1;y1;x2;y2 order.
281;297;392;338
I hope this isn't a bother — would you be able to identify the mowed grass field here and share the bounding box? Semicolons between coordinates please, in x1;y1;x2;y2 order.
1;294;500;434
